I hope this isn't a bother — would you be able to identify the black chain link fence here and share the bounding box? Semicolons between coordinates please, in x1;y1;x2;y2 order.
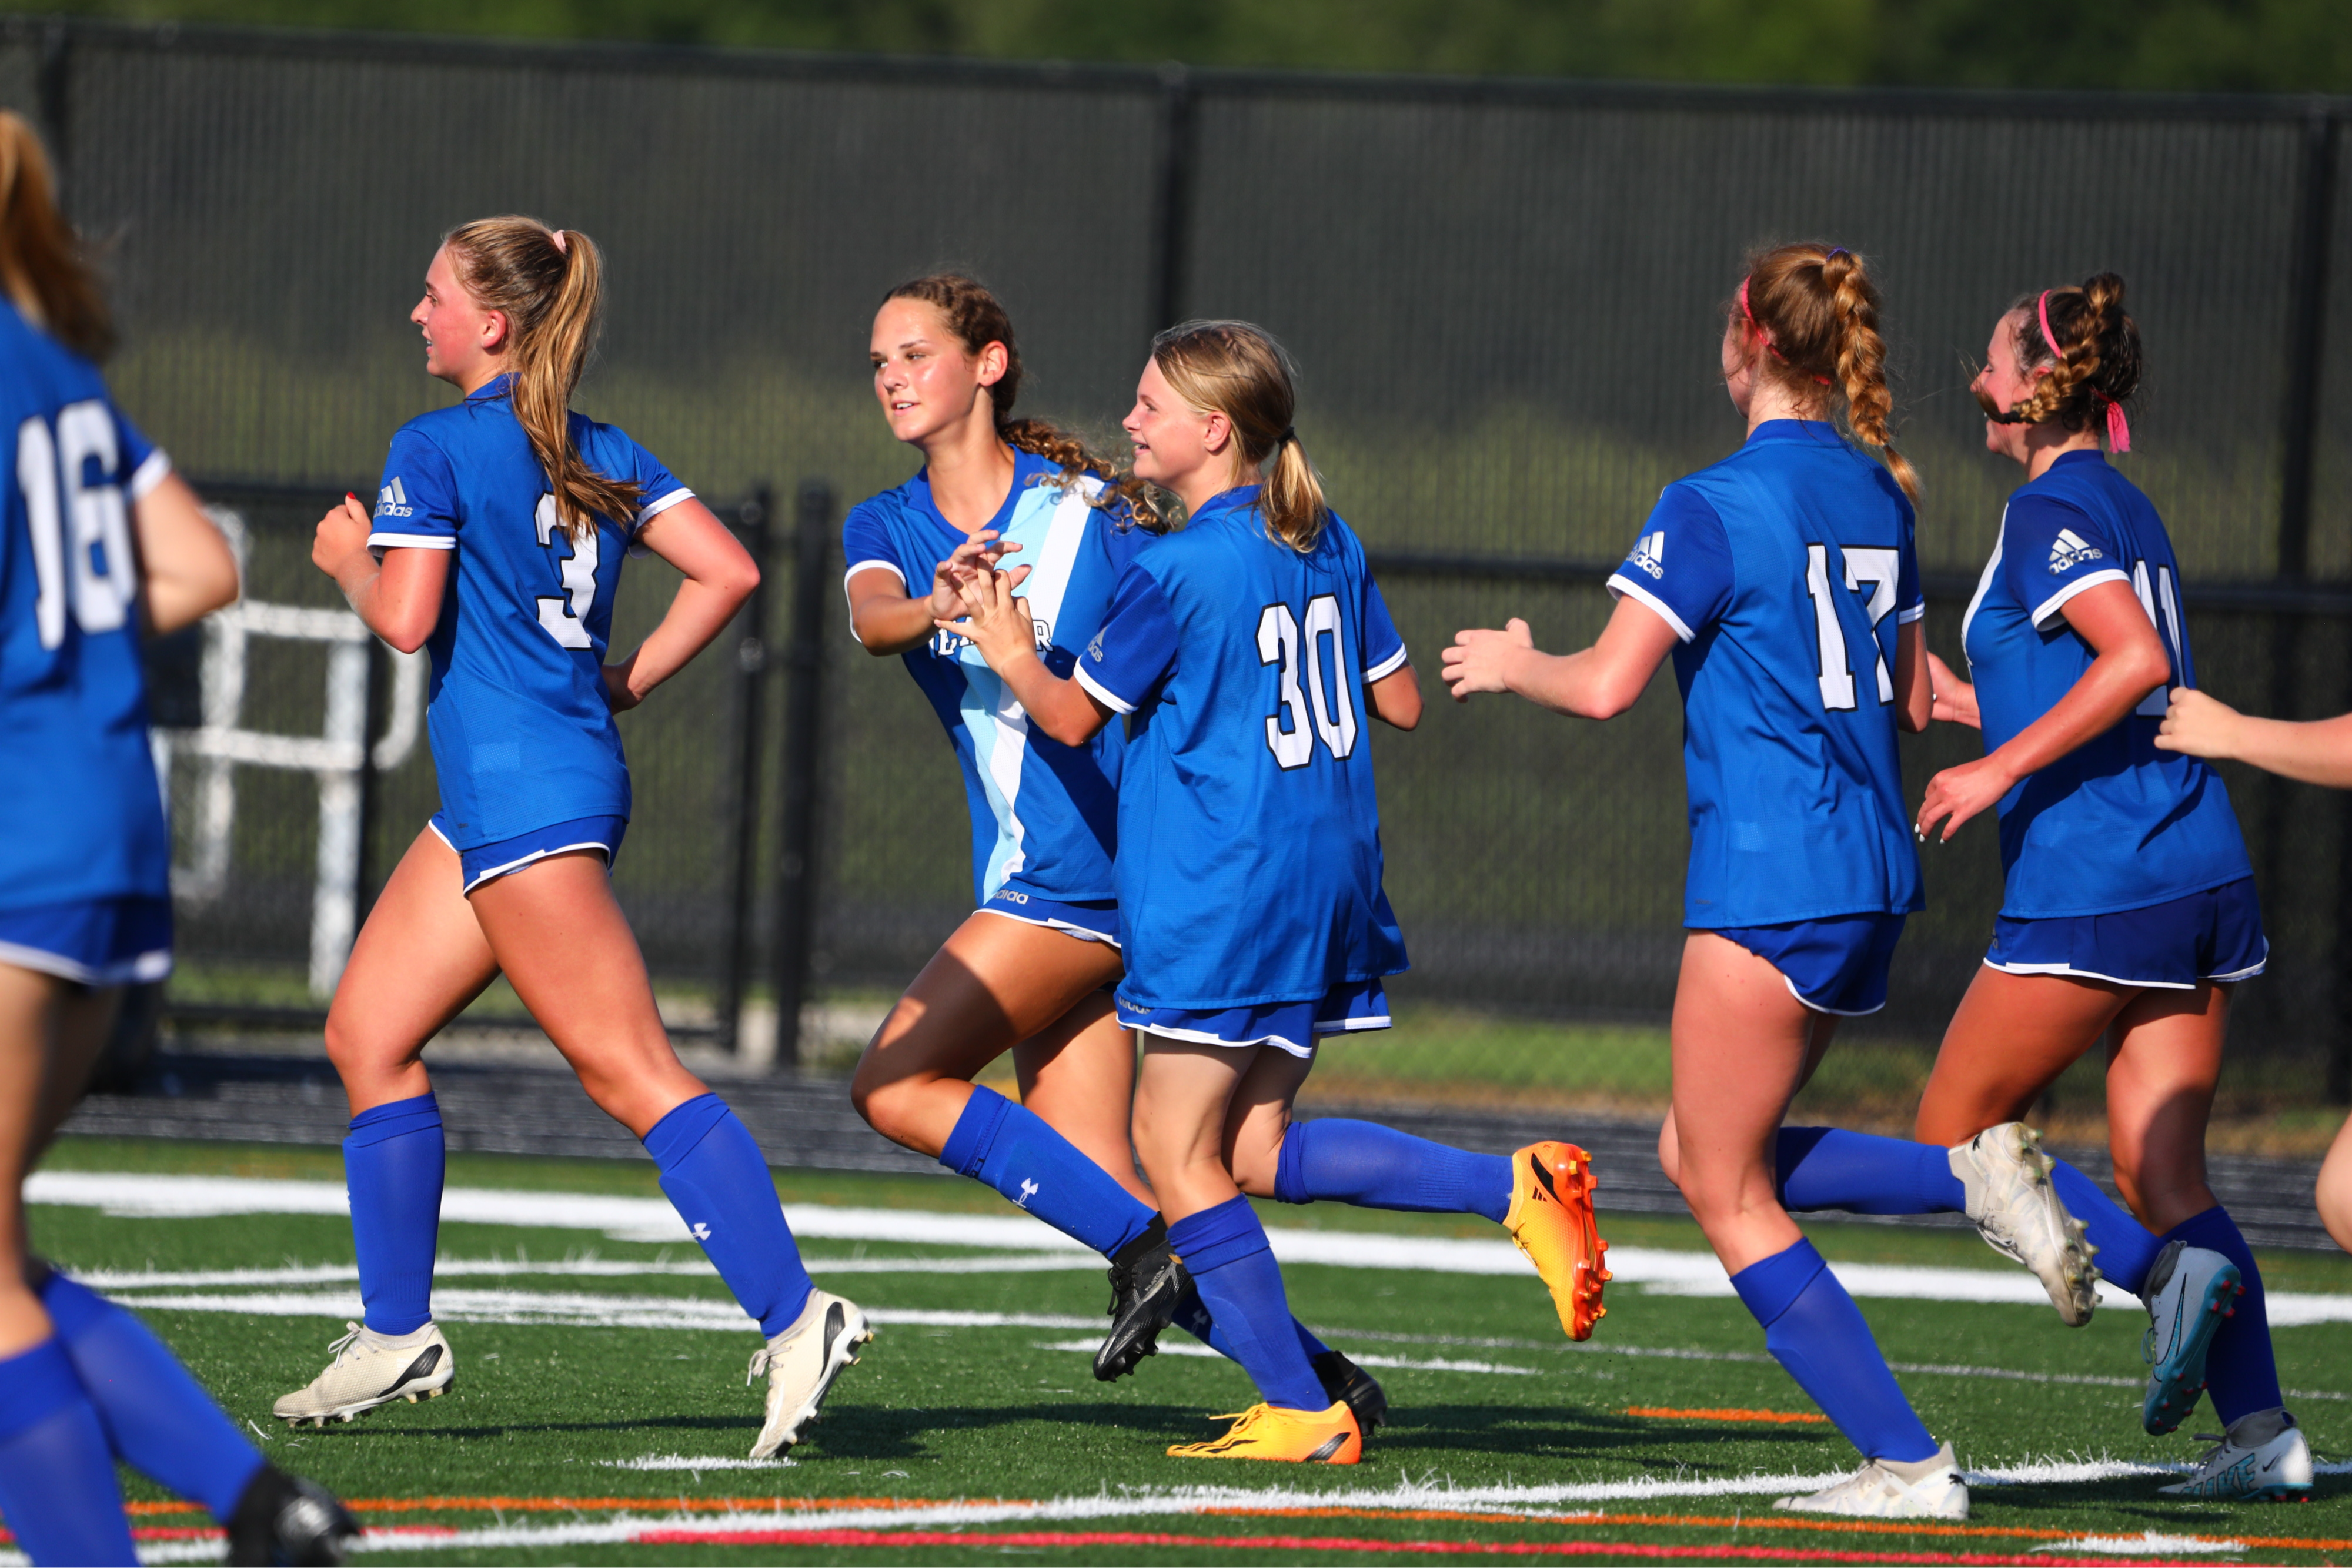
8;18;2350;1092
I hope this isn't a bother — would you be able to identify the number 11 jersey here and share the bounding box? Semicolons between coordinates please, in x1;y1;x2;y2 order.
1606;419;1924;930
366;373;693;849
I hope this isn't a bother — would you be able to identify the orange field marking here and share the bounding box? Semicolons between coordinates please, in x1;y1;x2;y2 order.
1623;1406;1830;1425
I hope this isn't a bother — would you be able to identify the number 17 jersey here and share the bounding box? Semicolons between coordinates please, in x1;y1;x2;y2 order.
1606;419;1924;929
366;373;694;848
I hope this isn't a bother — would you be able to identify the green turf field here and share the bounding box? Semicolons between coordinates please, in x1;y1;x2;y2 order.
19;1136;2352;1566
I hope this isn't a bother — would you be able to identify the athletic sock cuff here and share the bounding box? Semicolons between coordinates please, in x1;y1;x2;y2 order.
939;1085;1014;1179
1730;1237;1828;1328
32;1272;111;1339
0;1339;84;1439
642;1093;733;1171
1274;1124;1311;1206
346;1091;442;1147
1167;1195;1272;1273
2161;1205;2243;1253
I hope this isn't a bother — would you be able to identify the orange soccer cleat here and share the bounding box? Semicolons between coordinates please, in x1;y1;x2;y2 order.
1167;1400;1362;1463
1504;1140;1611;1340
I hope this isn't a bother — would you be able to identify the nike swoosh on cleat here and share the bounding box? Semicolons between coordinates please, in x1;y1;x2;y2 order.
373;1345;442;1400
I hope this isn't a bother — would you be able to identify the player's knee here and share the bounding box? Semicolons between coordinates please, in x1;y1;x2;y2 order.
1655;1124;1681;1186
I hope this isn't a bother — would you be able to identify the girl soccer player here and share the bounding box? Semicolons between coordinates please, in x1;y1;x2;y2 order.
0;111;357;1564
947;320;1609;1463
1445;244;1970;1520
842;276;1384;1421
286;217;867;1462
2157;687;2352;1259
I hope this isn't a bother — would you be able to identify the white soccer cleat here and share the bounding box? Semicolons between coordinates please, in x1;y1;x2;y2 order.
746;1288;873;1460
1949;1122;2099;1326
272;1321;453;1427
2141;1240;2243;1435
2158;1407;2313;1501
1776;1442;1969;1520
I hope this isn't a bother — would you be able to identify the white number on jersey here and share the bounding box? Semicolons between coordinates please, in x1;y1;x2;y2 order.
533;494;601;650
2128;558;2186;716
1257;594;1359;769
16;400;136;651
1804;542;1902;712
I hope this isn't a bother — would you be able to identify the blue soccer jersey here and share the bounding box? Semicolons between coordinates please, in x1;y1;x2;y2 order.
1605;420;1924;929
1960;450;2250;918
366;373;693;849
1076;487;1410;1009
0;301;175;912
844;450;1148;906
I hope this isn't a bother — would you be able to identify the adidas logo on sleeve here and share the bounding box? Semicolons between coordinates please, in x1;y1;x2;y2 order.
376;477;412;519
2048;528;2103;573
1629;530;1666;579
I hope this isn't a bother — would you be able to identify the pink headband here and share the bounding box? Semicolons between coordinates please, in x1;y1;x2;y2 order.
2034;289;2130;453
1738;276;1832;387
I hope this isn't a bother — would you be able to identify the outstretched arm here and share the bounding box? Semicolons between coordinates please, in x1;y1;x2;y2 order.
1440;594;1679;719
2159;687;2352;789
943;565;1112;747
605;499;760;710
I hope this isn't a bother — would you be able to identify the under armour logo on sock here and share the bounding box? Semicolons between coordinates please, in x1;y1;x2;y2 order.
690;1222;711;1240
1016;1179;1039;1208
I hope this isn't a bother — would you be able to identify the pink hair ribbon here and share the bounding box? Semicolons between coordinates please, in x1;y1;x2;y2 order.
2039;287;2132;452
2036;289;2061;359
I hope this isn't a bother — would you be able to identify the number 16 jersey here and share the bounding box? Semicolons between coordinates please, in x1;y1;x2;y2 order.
1606;419;1924;930
366;373;693;849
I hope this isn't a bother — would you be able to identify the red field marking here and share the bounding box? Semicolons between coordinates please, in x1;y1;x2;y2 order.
631;1526;2288;1565
1624;1407;1830;1425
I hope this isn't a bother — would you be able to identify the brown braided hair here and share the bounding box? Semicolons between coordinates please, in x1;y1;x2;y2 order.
0;112;111;360
1740;242;1920;503
881;273;1151;524
1993;273;2141;437
443;216;639;541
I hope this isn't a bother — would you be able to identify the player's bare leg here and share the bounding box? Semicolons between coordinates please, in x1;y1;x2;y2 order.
1914;968;2130;1145
2320;1111;2352;1255
1013;990;1154;1209
323;825;501;1118
2102;982;2229;1233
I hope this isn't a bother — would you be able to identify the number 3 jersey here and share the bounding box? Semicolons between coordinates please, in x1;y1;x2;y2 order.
0;301;175;908
1075;486;1410;1009
366;373;693;849
1960;450;2250;919
1606;419;1924;930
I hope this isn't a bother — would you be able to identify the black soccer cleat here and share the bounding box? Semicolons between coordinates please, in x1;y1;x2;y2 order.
227;1465;360;1567
1314;1349;1388;1438
1095;1213;1189;1381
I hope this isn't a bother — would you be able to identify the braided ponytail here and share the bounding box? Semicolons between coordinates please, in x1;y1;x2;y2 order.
1741;242;1919;503
2001;272;2140;446
445;216;640;541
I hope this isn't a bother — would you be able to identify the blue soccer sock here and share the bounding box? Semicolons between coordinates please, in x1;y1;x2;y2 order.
1167;1197;1328;1412
344;1091;445;1336
2049;1162;2163;1296
2163;1206;2281;1424
1775;1127;1965;1216
39;1273;265;1523
644;1094;815;1339
0;1337;137;1566
1731;1238;1939;1463
1274;1119;1511;1224
939;1086;1157;1258
1170;1283;1331;1363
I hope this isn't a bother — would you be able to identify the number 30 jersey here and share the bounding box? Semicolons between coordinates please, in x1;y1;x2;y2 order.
1606;419;1924;930
0;301;175;908
1077;486;1409;1010
366;373;693;849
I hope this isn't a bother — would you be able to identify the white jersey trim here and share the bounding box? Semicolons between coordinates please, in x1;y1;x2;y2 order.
2029;568;2129;631
1074;663;1137;716
0;935;171;987
634;487;694;527
1138;1022;1317;1059
974;905;1121;947
1606;573;1698;643
128;449;172;500
841;559;909;646
1983;949;2269;989
1365;642;1411;682
1897;600;1927;624
368;531;456;550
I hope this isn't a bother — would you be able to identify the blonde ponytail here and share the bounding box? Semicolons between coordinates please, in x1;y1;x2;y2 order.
444;216;640;540
0;111;110;360
1150;320;1328;553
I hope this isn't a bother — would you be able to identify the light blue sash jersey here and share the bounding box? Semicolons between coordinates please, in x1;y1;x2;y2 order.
1960;450;2251;919
365;373;692;850
0;302;174;910
843;450;1148;905
1076;487;1410;1009
1605;420;1924;930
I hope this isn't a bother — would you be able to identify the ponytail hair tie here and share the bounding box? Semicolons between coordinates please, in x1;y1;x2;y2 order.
552;228;570;255
2106;399;2132;454
1277;426;1296;445
1825;246;1849;261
